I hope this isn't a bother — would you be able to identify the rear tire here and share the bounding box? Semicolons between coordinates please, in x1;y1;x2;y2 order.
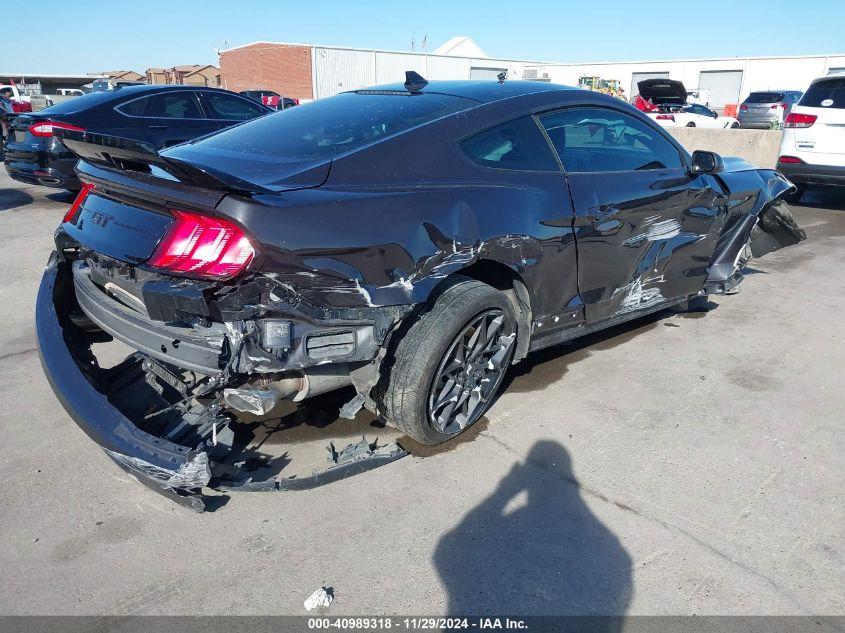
730;122;740;128
380;277;516;445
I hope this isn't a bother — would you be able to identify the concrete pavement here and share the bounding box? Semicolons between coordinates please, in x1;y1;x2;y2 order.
0;170;842;615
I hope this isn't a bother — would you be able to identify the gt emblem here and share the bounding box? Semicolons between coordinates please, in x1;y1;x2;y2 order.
90;211;113;227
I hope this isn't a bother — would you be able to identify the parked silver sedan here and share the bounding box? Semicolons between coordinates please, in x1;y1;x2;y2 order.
738;90;803;129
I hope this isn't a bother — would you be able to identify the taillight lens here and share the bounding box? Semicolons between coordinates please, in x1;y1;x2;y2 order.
63;183;95;224
147;210;255;280
739;105;748;111
28;120;86;138
656;114;675;121
777;156;804;164
785;113;817;128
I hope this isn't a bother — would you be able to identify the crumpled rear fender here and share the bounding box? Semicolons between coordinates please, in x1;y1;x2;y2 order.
707;167;805;285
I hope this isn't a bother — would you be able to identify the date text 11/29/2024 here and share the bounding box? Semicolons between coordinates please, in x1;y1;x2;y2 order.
308;617;528;630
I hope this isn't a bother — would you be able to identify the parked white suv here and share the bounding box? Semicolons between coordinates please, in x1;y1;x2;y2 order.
777;76;845;202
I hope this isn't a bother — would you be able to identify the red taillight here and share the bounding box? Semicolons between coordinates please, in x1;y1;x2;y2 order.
28;120;86;138
63;183;95;224
784;113;817;128
739;105;748;111
778;156;804;164
147;210;255;280
656;114;675;121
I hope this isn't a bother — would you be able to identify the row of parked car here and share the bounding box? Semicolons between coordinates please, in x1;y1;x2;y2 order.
3;75;843;204
633;79;806;130
0;85;290;190
630;76;844;202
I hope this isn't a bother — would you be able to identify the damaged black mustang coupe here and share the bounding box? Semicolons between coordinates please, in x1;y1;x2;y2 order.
36;73;805;509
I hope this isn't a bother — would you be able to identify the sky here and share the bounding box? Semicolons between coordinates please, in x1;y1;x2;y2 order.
1;0;843;74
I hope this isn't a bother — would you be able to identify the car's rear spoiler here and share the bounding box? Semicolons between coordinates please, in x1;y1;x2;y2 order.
55;129;271;195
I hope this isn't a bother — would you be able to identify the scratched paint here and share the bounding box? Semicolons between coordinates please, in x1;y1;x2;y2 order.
622;216;683;247
612;274;666;314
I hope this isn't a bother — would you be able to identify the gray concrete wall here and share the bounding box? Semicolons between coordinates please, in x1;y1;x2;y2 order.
667;128;783;169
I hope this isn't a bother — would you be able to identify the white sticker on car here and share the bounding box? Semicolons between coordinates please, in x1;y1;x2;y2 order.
821;98;834;107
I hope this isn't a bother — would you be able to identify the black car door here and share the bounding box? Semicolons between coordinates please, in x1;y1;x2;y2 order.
141;91;217;149
198;91;268;130
539;106;724;323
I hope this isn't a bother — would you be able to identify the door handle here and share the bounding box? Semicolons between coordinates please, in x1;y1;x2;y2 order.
148;125;168;130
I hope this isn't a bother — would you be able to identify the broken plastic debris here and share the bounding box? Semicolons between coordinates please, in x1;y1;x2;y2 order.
339;393;366;419
304;586;334;611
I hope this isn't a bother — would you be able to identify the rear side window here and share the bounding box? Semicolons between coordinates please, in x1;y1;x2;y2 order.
37;90;117;115
184;91;474;161
146;92;204;118
745;92;785;103
116;96;149;116
204;92;265;120
539;107;684;173
799;79;845;109
461;117;559;171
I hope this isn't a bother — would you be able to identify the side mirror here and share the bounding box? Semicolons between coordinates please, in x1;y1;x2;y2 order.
690;150;724;175
712;110;719;118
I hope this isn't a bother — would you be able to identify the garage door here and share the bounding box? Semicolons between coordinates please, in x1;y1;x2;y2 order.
470;67;507;80
698;70;743;109
631;72;670;98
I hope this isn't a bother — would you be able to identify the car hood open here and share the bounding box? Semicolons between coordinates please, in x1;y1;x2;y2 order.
638;79;688;105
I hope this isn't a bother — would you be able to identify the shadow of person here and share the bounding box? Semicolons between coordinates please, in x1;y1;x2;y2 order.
434;441;632;621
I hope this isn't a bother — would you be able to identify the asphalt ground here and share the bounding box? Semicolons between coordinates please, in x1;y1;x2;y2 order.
0;169;843;615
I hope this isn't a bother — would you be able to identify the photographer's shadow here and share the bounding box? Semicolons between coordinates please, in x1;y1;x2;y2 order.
434;441;632;618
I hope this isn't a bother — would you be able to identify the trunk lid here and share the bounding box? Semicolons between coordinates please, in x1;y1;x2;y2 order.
637;79;687;105
66;160;227;265
64;191;176;264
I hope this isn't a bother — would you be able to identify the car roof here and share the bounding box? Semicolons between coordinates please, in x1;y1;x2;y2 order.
111;84;225;96
351;80;578;104
747;90;797;95
810;75;844;84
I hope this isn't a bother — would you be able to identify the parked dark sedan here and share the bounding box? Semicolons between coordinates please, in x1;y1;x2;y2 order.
3;85;271;190
239;89;299;109
36;74;805;509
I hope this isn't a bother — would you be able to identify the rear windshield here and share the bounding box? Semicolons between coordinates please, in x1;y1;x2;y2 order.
38;90;117;115
745;92;785;103
180;91;475;161
799;78;845;109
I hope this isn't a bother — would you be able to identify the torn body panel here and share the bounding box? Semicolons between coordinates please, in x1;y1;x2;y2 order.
705;165;806;292
37;253;407;510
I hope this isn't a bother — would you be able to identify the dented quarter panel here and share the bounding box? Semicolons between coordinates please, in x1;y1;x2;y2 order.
215;93;589;322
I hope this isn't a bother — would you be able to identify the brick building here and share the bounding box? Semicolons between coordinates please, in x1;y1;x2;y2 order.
219;43;313;100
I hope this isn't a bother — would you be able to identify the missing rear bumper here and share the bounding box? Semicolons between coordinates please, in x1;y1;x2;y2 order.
36;252;407;511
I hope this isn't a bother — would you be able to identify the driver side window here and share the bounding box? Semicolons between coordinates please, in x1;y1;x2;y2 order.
539;107;684;173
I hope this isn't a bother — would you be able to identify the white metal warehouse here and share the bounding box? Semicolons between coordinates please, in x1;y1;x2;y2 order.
219;37;845;108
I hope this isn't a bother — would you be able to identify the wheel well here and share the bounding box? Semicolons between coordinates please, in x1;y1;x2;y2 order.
454;260;532;362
